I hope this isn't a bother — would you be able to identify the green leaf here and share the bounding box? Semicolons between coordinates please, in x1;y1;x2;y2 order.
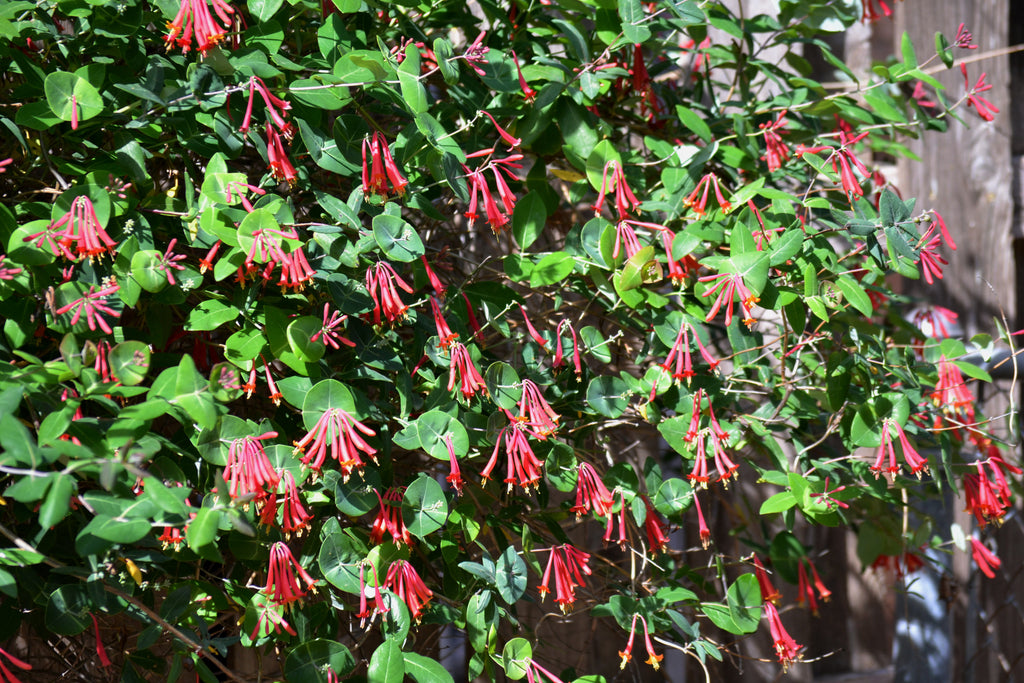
108;341;150;386
373;213;425;262
369;640;404;682
284;640;356;683
318;529;368;594
494;546;528;605
529;252;575;286
586;140;621;190
675;105;712;143
131;250;168;293
38;473;75;530
185;299;238;332
900;31;917;69
186;507;220;552
172;355;217;430
398;45;428;114
586;376;630;418
402;475;448;539
248;0;284;22
936;31;953;68
416;410;469;460
701;603;738;634
512;192;547;250
726;574;762;634
44;71;103;124
404;652;455;683
760;491;796;515
835;275;873;316
502;638;533;680
653;477;691;517
287;316;326;363
45;585;90;635
486;362;522;411
618;0;652;44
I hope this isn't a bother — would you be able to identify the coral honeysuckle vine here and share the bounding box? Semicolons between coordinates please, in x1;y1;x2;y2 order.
0;0;1016;681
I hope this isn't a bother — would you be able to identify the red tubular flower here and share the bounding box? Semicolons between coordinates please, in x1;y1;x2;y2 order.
262;355;282;406
969;537;1001;579
538;544;591;613
362;132;408;199
932;356;975;414
250;601;297;640
293;407;377;480
528;659;568;683
612;220;642;260
158;525;186;550
955;23;977;49
808;558;831;602
632;43;650;94
517;379;559;437
917;224;949;285
963;463;1008;528
55;283;122;334
0;158;11;173
552;320;583;376
154;239;186;285
279;471;312;537
0;255;21;281
809;476;849;511
639;614;663;669
263;542;318;609
684;173;731;216
430;296;458;350
224;432;281;504
421;255;446;298
763;602;804;670
366;261;414;325
760;110;790;172
511;50;538;100
90;613;112;667
619;613;638;668
517;305;548;348
871;419;928;479
32;195;118;260
694;491;711;549
461;31;489;75
661;322;719;385
164;0;235;54
277;248;316;290
642;495;670;554
753;555;781;605
871;550;924;578
571;462;614;518
687;435;710;487
591;160;641;221
266;124;298;184
602;490;628;547
310;304;356;350
832;130;871;199
480;110;522;148
796;560;819;615
385;560;434;621
448;342;487;399
461;292;483;343
443;434;464;494
239;76;292;137
370;487;413;546
481;420;545;491
961;64;999;122
0;645;32;682
699;271;759;327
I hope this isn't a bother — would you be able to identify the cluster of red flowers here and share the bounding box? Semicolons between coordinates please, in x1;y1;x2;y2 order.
26;195;117;261
870;419;928;479
164;0;235;54
362;132;408;199
752;555;806;670
682;389;738;488
618;614;663;670
538;544;592;612
292;408;378;479
365;261;413;325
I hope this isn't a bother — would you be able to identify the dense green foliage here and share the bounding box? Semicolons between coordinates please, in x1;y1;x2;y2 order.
0;0;1014;680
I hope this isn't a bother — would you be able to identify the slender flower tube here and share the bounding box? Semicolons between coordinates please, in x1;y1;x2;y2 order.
511;50;537;100
223;432;281;504
443;434;464;494
362;132;408;198
448;342;487;399
699;271;759;327
262;542;318;609
538;544;591;613
480;110;521;147
164;0;236;54
0;645;32;682
480;420;545;491
369;487;413;546
266;123;298;184
552;320;583;375
431;296;458;350
642;495;670;554
760;110;790;171
684;173;731;216
384;560;434;622
763;602;804;670
518;305;548;348
54;283;122;334
796;560;819;615
421;255;446;298
753;555;781;604
366;261;414;325
602;490;627;548
571;462;615;518
279;471;312;537
970;537;1001;579
871;419;928;479
962;64;999;121
694;491;711;549
292;407;377;479
310;304;356;350
517;379;559;437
